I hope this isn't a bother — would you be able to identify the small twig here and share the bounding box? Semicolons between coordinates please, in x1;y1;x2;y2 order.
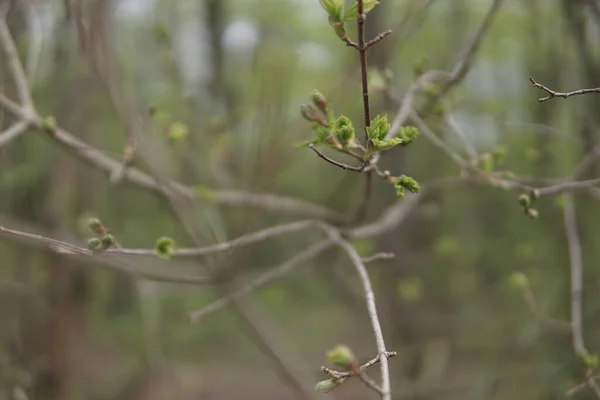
0;224;212;284
320;351;397;394
0;120;28;147
325;227;392;400
365;30;392;49
0;16;35;111
189;241;333;323
563;195;600;398
362;252;395;263
530;77;600;102
109;220;321;257
309;144;367;172
356;0;371;139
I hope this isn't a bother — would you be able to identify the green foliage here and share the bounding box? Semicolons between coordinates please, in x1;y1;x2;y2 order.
394;175;420;198
327;344;356;370
334;115;355;147
397;126;419;145
366;115;390;141
155;236;175;260
319;0;344;23
371;137;403;151
344;0;380;21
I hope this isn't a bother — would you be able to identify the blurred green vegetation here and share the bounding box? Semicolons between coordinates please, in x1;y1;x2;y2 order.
2;0;600;399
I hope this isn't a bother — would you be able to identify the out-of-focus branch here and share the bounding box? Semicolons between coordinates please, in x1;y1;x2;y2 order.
563;195;600;398
111;220;322;257
325;227;392;400
0;120;28;147
530;77;600;102
0;224;212;284
189;241;334;323
0;94;342;221
0;16;34;111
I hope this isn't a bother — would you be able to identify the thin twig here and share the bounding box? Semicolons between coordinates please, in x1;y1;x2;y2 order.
189;241;333;323
0;16;35;111
0;225;212;284
309;144;367;172
0;120;28;147
356;0;371;139
108;220;321;257
530;77;600;102
365;30;392;49
362;252;395;263
329;231;392;400
563;195;600;398
0;95;343;221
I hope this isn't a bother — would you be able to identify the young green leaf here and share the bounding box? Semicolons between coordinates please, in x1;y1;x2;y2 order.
319;0;344;23
344;0;380;21
366;115;390;141
370;137;403;151
397;126;419;145
334;115;355;147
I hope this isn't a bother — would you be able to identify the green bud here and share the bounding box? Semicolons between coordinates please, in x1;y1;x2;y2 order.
508;272;528;290
518;194;531;208
101;234;115;250
311;90;328;115
88;218;104;235
344;0;381;21
168;122;189;144
334;115;355;147
300;104;327;126
87;237;101;250
397;126;419;145
396;175;420;194
327;345;356;371
580;349;599;370
155;236;175;260
480;153;494;172
315;379;342;393
366;115;390;141
42;116;57;136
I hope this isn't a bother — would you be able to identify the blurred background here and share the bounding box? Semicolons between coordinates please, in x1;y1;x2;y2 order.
2;0;600;399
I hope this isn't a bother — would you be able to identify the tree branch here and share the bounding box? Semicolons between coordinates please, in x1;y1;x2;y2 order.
530;77;600;102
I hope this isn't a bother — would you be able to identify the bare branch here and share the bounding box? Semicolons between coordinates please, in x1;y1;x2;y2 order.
0;120;28;147
329;231;392;400
0;16;34;111
0;224;212;284
563;195;600;398
189;241;333;323
362;252;395;263
0;94;342;221
365;30;392;49
530;77;600;102
110;220;321;257
309;144;367;172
